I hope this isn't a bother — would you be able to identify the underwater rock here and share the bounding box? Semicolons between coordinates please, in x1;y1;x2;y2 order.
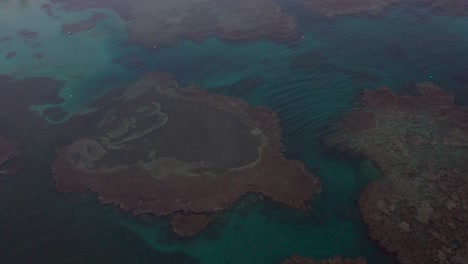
50;0;299;47
41;3;54;17
327;82;468;264
0;137;21;176
171;214;212;237
282;255;367;264
5;51;16;60
17;29;39;39
299;0;400;17
62;12;106;34
52;72;320;236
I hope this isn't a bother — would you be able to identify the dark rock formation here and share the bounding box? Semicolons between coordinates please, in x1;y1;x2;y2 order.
328;83;468;264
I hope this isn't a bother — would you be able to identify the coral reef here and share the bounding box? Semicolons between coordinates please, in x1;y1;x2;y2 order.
51;0;299;47
52;72;320;236
328;83;468;264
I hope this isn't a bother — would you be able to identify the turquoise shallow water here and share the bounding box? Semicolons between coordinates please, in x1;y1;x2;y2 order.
1;1;468;263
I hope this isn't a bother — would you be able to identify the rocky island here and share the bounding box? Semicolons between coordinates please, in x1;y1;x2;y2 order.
50;0;299;47
52;72;320;236
282;255;367;264
327;83;468;264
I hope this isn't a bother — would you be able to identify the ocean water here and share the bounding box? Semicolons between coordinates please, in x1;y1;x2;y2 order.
1;0;468;263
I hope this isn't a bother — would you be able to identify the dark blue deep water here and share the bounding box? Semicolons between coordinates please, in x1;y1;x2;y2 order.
1;0;467;263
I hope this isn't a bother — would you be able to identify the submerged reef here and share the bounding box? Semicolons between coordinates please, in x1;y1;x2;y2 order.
327;83;468;264
0;137;21;176
418;0;468;16
282;255;367;264
0;75;64;132
52;72;320;236
299;0;468;17
5;51;16;60
0;76;64;177
50;0;299;47
62;12;106;34
299;0;400;17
